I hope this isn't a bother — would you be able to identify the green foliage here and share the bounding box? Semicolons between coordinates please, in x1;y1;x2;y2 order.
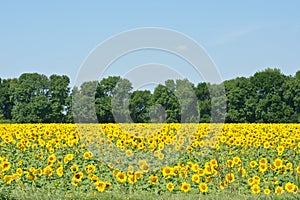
129;90;152;123
174;79;199;123
151;83;180;123
11;73;51;123
225;77;255;122
47;74;71;123
111;78;133;123
72;81;98;123
94;76;121;123
0;68;299;123
1;73;72;123
195;82;211;122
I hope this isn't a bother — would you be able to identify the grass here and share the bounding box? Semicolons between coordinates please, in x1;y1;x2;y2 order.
1;188;300;200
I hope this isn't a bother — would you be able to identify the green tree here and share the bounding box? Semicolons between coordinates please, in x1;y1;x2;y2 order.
72;81;98;123
175;79;199;123
209;83;227;123
11;73;51;123
111;78;133;123
0;78;16;122
47;75;71;123
250;68;287;122
225;77;253;122
95;76;121;123
295;70;300;80
195;82;211;122
129;90;152;122
151;81;180;123
282;75;300;122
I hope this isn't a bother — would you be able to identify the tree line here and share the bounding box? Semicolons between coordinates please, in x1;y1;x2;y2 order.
0;68;299;123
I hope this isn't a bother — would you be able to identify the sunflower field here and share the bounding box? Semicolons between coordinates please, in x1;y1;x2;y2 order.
0;123;299;199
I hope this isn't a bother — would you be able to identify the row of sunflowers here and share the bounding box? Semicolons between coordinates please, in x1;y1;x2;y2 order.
0;123;299;197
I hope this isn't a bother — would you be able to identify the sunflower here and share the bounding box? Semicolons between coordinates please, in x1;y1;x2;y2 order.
1;161;11;171
128;175;137;184
36;168;43;175
219;181;227;190
128;165;134;173
37;153;43;159
238;167;246;177
116;171;127;183
63;157;69;164
259;164;268;173
17;160;23;166
286;162;293;169
158;152;165;160
83;151;93;159
263;141;270;149
180;182;190;193
162;166;173;177
64;154;74;164
138;160;147;167
253;175;261;184
273;158;283;169
95;181;106;192
259;158;267;164
220;136;226;143
275;186;284;195
28;167;35;174
135;171;143;179
3;175;13;184
166;182;174;192
249;161;258;168
263;188;271;195
199;183;208;193
108;163;114;169
72;180;79;187
47;154;56;163
204;165;212;175
141;163;150;173
226;160;234;168
148;175;158;185
225;173;235;183
293;185;299;194
43;166;54;176
186;145;193;152
277;145;284;154
149;143;156;151
198;168;205;176
191;163;200;172
105;182;112;190
191;174;200;183
70;164;79;173
233;156;241;165
158;142;164;150
125;149;133;157
84;164;96;174
72;172;84;182
93;175;100;183
88;174;96;181
285;182;295;193
16;168;23;176
137;142;145;150
251;184;260;194
56;166;63;177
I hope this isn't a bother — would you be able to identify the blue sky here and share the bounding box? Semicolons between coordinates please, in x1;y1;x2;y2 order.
0;1;299;87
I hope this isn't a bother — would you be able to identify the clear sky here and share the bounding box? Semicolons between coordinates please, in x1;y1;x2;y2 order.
0;1;299;87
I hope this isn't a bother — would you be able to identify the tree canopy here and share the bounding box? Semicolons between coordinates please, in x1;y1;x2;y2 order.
0;68;299;123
